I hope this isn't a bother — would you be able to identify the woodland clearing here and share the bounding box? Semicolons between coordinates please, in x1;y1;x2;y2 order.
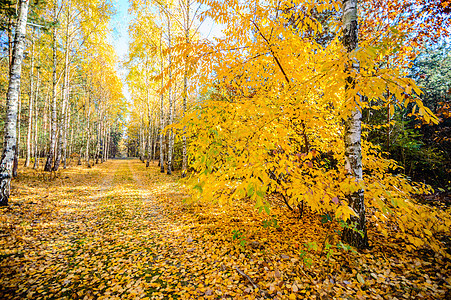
0;160;449;300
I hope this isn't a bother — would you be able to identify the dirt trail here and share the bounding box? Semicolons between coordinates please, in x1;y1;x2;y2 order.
0;160;188;300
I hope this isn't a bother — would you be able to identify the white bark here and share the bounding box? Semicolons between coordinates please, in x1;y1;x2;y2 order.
85;91;91;167
25;31;35;167
159;32;165;173
167;14;174;175
61;17;71;168
0;0;29;205
54;12;70;171
33;69;40;169
13;89;21;178
45;6;58;172
341;0;368;249
181;0;190;178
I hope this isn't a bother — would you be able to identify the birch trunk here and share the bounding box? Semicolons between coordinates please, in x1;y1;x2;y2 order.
33;69;40;169
95;121;100;164
105;126;110;161
7;17;13;73
54;12;70;172
140;126;145;162
66;102;72;167
181;0;190;178
101;118;105;163
104;126;108;161
61;63;70;169
146;126;152;167
85;92;91;167
62;8;72;169
152;124;157;161
159;32;165;173
0;0;29;206
78;112;83;165
25;32;35;167
145;58;152;167
341;0;369;249
43;88;48;158
45;7;58;172
12;91;21;178
167;15;174;175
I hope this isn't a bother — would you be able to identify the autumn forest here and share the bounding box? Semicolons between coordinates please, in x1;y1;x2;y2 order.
0;0;450;299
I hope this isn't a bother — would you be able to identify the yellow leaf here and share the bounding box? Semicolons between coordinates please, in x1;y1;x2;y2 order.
357;273;365;284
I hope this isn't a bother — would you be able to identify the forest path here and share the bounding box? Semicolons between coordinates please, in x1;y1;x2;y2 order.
0;159;189;300
1;160;448;300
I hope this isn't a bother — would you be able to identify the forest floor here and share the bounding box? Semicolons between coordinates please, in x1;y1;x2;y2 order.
0;160;449;300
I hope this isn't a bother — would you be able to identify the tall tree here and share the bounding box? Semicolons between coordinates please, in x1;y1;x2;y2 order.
44;3;58;172
159;31;165;173
181;0;190;178
24;29;35;167
33;67;40;169
340;0;369;248
165;9;174;175
0;0;29;206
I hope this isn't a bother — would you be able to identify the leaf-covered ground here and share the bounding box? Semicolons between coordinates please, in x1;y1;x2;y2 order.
0;160;449;299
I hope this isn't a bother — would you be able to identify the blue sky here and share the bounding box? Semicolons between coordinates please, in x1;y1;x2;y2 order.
110;0;131;101
108;0;223;103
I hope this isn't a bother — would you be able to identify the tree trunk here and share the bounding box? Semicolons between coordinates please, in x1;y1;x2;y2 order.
167;15;174;175
54;24;70;172
159;32;165;173
101;118;105;163
95;121;100;164
7;17;13;73
45;7;58;172
140;126;145;162
12;91;21;178
181;0;190;178
146;125;152;167
145;57;152;167
85;122;90;167
78;113;83;166
105;125;110;161
153;125;157;161
66;102;72;168
62;6;71;169
341;0;369;249
85;87;91;167
25;31;35;167
43;88;49;159
0;0;29;206
33;69;41;169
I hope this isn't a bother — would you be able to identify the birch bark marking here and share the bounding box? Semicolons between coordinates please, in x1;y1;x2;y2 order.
33;69;41;169
61;7;71;169
85;89;91;168
12;90;21;178
25;30;35;167
181;0;190;178
341;0;369;249
159;31;165;173
45;5;58;172
167;14;174;175
0;0;30;206
146;57;152;168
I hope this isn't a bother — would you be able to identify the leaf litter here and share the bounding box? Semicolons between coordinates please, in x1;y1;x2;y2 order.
0;160;449;299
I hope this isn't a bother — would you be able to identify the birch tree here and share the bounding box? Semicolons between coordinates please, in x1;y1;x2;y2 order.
24;29;35;167
0;0;29;206
340;0;369;248
44;3;59;172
